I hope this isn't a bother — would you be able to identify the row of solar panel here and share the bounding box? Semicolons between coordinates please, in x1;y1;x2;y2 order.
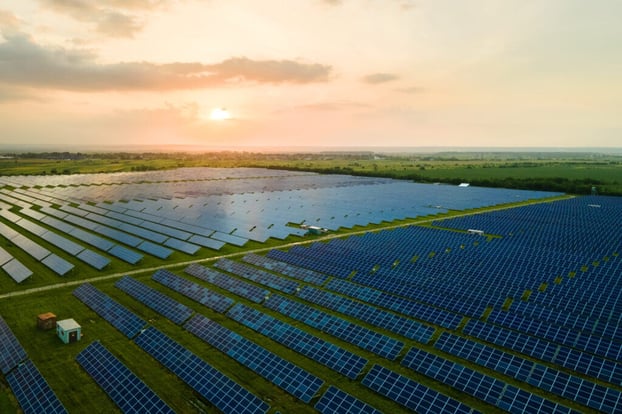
184;263;270;303
436;332;622;413
0;317;67;414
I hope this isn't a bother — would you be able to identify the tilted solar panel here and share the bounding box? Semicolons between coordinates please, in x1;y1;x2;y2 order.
2;258;33;283
6;360;67;414
134;327;270;414
0;316;28;374
315;386;381;414
108;245;143;264
41;254;74;276
76;341;174;414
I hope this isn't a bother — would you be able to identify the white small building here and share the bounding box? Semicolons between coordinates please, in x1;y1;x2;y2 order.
56;319;81;344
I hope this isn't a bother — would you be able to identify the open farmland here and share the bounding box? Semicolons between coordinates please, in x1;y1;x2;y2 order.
0;167;620;413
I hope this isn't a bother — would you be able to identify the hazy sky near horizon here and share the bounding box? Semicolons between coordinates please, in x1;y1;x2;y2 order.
0;0;620;149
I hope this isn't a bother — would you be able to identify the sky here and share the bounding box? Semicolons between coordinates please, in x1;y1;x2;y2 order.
0;0;620;150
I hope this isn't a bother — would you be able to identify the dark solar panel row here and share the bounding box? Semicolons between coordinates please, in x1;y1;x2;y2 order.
487;309;622;362
464;319;622;386
137;241;173;259
314;385;381;414
41;254;74;276
185;314;324;403
362;364;476;414
297;285;435;342
163;238;200;255
6;360;68;414
152;269;234;313
115;276;193;325
227;303;367;379
73;283;146;338
0;316;28;374
187;234;225;250
108;245;143;264
325;278;463;330
402;347;575;413
266;249;352;279
184;264;269;303
76;341;174;414
214;258;299;294
134;326;270;414
76;249;110;270
436;332;622;413
242;253;329;286
264;294;404;360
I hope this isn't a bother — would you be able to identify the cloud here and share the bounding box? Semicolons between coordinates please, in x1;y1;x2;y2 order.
37;0;163;38
0;34;332;91
321;0;343;5
396;86;424;94
0;10;22;37
362;73;400;84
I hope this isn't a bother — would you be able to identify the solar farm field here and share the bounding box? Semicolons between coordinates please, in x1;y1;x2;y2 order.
0;167;620;413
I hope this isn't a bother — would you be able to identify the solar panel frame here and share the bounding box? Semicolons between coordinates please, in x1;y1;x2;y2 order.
6;360;68;414
76;341;174;414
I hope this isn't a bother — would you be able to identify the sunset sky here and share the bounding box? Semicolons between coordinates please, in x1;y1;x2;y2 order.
0;0;620;150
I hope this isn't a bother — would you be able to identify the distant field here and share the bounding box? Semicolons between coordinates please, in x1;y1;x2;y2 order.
2;151;619;195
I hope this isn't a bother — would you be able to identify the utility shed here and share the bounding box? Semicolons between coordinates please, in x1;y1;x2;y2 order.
37;312;57;330
57;319;81;344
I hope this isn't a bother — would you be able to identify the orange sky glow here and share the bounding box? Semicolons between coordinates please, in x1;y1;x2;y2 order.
0;1;620;150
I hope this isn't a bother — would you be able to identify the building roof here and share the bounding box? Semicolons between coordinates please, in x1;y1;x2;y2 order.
57;318;80;330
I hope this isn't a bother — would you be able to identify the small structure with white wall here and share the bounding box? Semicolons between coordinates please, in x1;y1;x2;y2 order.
56;319;81;344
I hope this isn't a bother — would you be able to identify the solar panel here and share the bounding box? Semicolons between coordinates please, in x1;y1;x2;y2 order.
210;231;248;246
184;264;270;303
214;258;299;294
15;218;48;236
187;235;225;250
2;258;33;283
41;216;76;234
152;269;234;313
184;314;324;402
108;245;143;264
137;241;173;260
362;364;474;414
315;386;381;414
76;249;110;270
227;303;367;379
39;231;85;256
68;227;115;251
134;326;270;414
0;221;20;239
0;316;28;374
73;283;146;338
163;238;200;255
0;246;12;266
115;276;193;325
242;253;329;286
264;294;404;360
119;222;168;244
10;234;51;261
41;254;74;276
76;341;174;414
6;360;67;414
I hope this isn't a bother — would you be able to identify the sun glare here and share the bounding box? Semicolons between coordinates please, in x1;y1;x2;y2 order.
209;107;231;121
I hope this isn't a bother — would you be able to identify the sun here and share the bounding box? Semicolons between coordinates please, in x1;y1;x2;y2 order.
209;107;231;121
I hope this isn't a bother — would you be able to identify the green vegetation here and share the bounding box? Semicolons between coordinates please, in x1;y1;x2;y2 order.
2;150;621;194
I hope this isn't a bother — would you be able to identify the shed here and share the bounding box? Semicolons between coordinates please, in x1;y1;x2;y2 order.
56;319;81;344
37;312;57;330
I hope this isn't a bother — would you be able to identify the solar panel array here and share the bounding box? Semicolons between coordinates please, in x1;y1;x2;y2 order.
73;283;146;338
315;385;381;414
152;268;234;313
227;303;368;379
115;276;193;325
0;317;67;414
185;314;324;402
76;341;174;414
5;360;68;414
185;263;270;303
134;326;270;414
214;258;300;294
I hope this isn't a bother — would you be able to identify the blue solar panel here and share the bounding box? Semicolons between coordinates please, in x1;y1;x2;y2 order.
137;241;173;259
264;294;404;360
10;234;50;261
108;245;143;264
187;235;224;250
184;314;324;402
210;231;248;246
226;303;367;379
76;341;174;414
134;327;269;414
0;316;28;374
315;386;381;414
214;258;299;294
76;249;110;270
2;258;33;283
163;238;200;255
362;364;475;414
41;254;74;276
6;360;67;414
115;276;193;325
69;227;115;251
95;226;142;247
41;216;75;234
39;231;84;255
73;283;146;338
242;253;329;285
0;246;12;266
152;269;234;313
119;222;168;244
185;264;270;303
